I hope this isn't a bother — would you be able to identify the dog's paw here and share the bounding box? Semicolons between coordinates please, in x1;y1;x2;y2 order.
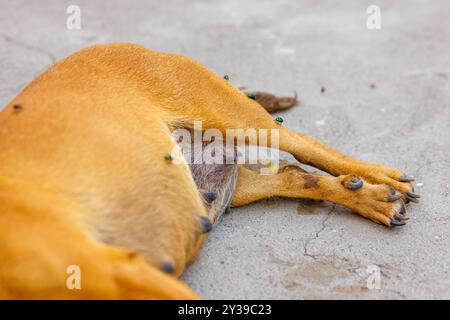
337;175;409;227
352;163;420;204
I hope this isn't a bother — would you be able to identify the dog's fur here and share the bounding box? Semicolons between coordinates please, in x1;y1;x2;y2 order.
0;43;418;299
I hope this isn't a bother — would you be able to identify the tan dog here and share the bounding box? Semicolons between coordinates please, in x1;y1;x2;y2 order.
0;43;419;299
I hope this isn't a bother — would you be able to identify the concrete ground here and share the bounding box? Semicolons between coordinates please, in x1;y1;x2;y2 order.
1;0;449;299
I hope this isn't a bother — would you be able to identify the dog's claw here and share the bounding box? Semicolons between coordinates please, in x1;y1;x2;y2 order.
406;195;420;203
406;191;420;199
400;175;415;182
393;201;409;220
406;191;420;203
399;201;407;215
200;216;213;233
395;212;409;221
390;219;406;227
387;192;402;202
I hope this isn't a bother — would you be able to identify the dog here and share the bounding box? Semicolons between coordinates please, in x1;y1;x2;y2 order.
0;43;419;299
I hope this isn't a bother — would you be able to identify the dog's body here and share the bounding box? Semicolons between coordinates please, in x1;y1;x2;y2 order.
0;43;418;299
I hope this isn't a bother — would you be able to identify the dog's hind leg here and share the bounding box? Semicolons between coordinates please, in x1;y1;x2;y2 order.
131;48;417;203
231;165;408;226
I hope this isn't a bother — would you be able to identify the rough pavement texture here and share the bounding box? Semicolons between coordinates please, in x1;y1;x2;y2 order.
1;0;449;299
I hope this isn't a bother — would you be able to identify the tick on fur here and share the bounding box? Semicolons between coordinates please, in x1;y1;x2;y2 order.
223;75;229;80
247;93;257;100
13;104;23;110
321;87;325;93
165;154;173;161
275;116;284;124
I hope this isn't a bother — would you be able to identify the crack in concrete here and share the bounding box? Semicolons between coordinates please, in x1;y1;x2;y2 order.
0;34;57;65
303;204;336;259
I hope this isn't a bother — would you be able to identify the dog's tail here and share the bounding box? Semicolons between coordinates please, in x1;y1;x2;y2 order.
241;89;299;113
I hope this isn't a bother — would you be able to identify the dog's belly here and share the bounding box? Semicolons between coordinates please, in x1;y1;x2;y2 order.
175;135;238;224
190;162;237;223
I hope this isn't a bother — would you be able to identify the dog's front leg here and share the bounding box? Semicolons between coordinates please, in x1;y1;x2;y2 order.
133;48;417;202
276;127;418;202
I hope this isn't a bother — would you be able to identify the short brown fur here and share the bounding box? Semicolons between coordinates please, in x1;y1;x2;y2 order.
0;43;417;299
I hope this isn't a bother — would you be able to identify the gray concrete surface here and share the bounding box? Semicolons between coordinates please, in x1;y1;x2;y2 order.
1;0;449;299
